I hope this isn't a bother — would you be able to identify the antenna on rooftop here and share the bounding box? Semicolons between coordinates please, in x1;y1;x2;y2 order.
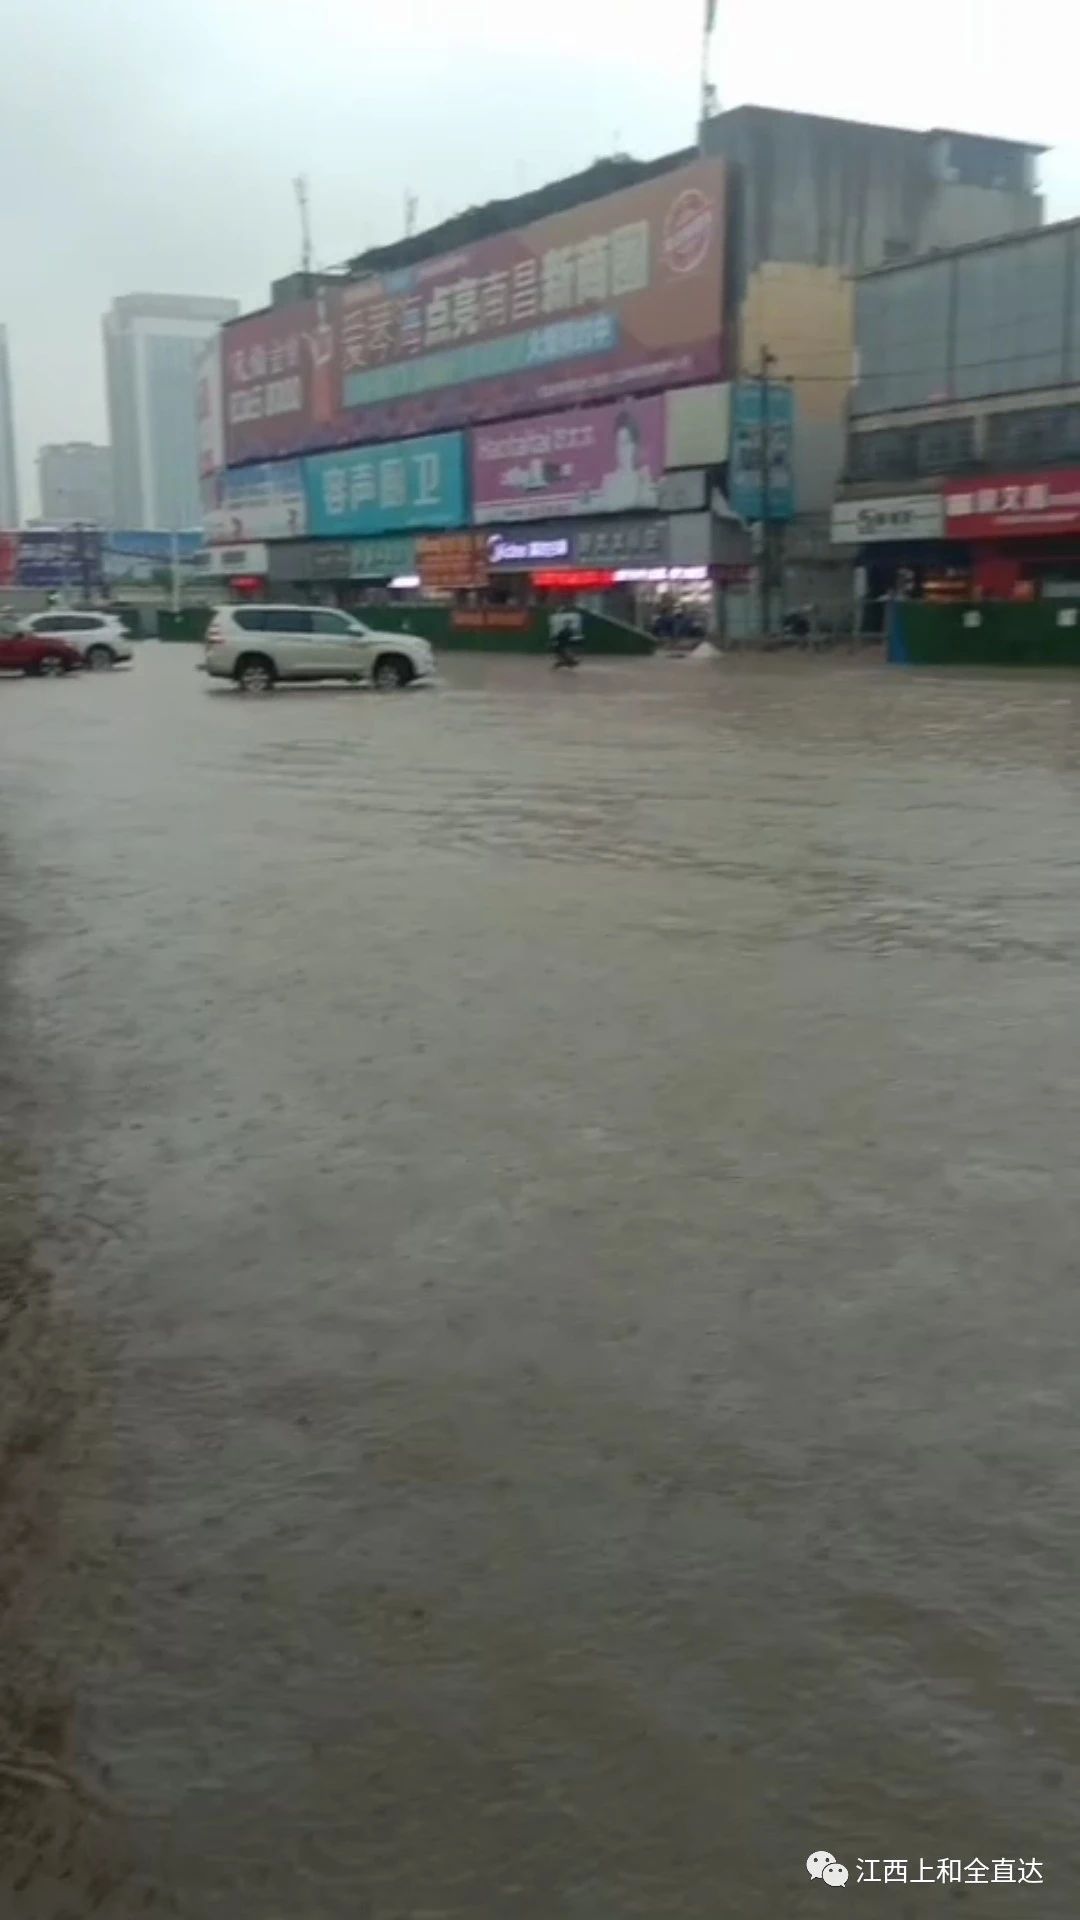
294;175;313;277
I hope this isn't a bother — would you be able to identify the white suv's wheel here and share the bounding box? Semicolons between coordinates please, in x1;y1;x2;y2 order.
372;653;413;690
86;643;115;670
236;654;276;693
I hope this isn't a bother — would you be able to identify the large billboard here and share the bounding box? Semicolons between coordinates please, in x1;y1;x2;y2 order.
203;460;307;541
223;158;726;463
103;531;203;585
303;431;466;537
471;395;665;523
0;528;103;590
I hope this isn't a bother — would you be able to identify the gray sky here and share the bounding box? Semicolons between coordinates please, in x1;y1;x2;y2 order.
4;0;1079;514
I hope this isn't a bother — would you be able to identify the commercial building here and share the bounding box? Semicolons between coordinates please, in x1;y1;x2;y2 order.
38;441;114;526
700;107;1045;614
0;325;19;527
833;216;1080;613
105;293;238;531
207;152;757;630
207;107;1045;632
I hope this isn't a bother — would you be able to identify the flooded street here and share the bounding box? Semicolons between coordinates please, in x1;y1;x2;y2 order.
3;642;1080;1915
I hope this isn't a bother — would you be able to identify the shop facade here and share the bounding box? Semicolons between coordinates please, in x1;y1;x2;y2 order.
832;474;1080;624
480;513;724;631
830;492;967;629
838;218;1080;618
942;470;1080;600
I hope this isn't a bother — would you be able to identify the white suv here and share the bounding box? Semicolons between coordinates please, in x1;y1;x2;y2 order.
203;605;436;692
21;608;134;669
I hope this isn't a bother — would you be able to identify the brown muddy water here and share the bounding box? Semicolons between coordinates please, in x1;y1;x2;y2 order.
1;644;1079;1917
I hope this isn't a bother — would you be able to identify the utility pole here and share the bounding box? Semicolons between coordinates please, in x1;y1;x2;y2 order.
758;344;775;638
404;190;418;239
294;175;313;278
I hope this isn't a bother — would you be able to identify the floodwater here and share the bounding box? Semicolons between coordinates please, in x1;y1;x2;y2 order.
2;644;1080;1917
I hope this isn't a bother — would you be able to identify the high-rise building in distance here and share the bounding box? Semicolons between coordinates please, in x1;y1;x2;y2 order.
0;325;19;527
104;293;238;530
38;441;114;526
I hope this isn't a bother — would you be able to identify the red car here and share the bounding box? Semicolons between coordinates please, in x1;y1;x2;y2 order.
0;629;84;677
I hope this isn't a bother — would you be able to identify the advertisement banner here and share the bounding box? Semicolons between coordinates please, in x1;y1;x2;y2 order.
13;529;103;590
728;381;795;521
203;460;307;541
944;470;1080;538
417;532;489;591
471;395;665;523
223;295;329;465
223;158;726;462
196;334;225;480
201;542;269;577
304;432;466;537
103;531;203;585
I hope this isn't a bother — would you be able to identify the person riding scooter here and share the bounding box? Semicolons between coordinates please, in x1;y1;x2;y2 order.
549;604;583;668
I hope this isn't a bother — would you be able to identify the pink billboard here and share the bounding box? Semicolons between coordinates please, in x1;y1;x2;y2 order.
223;158;726;463
471;396;666;523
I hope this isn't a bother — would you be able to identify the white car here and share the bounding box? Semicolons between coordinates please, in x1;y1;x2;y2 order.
20;608;134;670
202;604;436;692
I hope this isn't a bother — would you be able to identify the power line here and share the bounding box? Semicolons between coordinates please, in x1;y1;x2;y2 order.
754;342;1080;390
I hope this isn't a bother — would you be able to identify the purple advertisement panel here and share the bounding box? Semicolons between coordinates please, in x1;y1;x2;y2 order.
471;396;666;523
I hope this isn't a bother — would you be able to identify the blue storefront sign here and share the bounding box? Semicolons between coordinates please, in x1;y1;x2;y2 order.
304;432;466;537
728;380;795;522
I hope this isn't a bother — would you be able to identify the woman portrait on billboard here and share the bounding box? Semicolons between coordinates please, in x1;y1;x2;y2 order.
592;407;659;512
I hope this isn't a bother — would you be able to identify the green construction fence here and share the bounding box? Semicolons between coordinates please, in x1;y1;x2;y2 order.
889;601;1080;668
155;603;654;655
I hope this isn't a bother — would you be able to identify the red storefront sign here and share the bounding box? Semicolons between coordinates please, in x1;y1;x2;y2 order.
944;470;1080;539
449;609;530;631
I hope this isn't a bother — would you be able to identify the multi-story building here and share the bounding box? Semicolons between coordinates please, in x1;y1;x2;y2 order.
700;107;1045;613
207;109;1049;632
0;325;20;527
104;293;238;531
38;441;114;526
834;216;1080;612
206;151;752;629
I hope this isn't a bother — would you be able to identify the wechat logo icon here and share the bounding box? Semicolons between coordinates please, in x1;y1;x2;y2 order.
807;1851;849;1887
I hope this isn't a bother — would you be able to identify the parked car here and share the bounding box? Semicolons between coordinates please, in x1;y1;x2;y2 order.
19;609;134;670
202;605;436;692
0;629;84;676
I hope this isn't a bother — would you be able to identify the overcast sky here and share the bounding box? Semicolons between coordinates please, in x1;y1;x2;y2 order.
3;0;1078;513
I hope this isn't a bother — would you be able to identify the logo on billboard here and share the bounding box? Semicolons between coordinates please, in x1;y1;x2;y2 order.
487;533;572;565
663;188;714;276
